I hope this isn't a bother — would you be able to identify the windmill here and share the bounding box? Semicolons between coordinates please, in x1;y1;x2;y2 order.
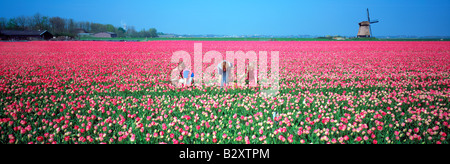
120;20;127;31
357;8;379;38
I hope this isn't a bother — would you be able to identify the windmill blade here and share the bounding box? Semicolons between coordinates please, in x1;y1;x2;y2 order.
367;8;372;37
370;20;379;24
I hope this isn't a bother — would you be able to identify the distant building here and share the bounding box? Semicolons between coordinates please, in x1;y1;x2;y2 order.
72;29;92;38
333;37;346;40
0;30;53;40
93;32;117;38
158;34;176;38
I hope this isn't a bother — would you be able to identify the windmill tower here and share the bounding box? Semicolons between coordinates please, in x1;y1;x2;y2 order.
357;8;379;38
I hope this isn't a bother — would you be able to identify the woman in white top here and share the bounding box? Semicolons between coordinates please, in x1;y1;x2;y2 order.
217;60;233;88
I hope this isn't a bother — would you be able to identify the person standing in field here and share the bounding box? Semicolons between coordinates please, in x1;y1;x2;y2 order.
181;67;195;86
238;61;257;87
169;61;187;87
217;60;233;88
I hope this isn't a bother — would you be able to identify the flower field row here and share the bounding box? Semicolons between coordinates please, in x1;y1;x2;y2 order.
0;41;449;144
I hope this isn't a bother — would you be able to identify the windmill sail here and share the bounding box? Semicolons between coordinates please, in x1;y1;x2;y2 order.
370;19;379;24
367;8;373;37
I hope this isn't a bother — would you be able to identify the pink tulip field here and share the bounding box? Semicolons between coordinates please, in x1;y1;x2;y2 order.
0;41;449;144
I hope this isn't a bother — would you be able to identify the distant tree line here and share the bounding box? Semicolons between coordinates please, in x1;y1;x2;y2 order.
0;13;158;38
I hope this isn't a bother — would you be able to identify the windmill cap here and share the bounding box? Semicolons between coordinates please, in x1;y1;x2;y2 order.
359;21;370;26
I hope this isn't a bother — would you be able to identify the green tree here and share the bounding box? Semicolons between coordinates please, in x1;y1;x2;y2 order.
126;25;137;37
117;27;126;37
15;16;29;30
32;13;43;30
6;18;18;30
148;28;157;38
41;16;50;31
68;18;75;33
49;17;66;34
91;23;107;33
0;17;6;30
138;28;148;37
106;24;115;32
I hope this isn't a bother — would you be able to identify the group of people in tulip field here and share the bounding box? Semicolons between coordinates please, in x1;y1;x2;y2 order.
170;60;257;88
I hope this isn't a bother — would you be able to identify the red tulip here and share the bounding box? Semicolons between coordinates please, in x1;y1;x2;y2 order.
37;136;44;142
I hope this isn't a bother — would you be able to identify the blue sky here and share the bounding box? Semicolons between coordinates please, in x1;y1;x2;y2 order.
1;0;449;36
